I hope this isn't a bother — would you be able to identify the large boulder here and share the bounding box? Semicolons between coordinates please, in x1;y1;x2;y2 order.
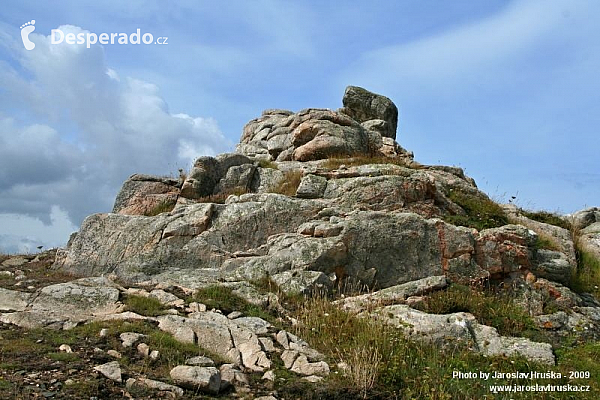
237;87;410;162
340;85;398;140
113;174;181;216
180;153;255;200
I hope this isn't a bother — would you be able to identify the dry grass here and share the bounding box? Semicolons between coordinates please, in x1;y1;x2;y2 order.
272;170;303;196
196;187;249;204
321;155;414;170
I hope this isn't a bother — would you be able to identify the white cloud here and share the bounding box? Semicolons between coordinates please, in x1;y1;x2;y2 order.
0;24;230;252
0;206;78;254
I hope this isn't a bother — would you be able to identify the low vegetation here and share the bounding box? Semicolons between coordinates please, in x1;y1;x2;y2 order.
286;293;600;399
444;189;508;230
189;285;276;323
123;294;168;317
521;209;572;230
144;199;176;216
321;155;417;170
197;187;249;204
272;170;303;196
413;284;537;338
257;159;279;169
570;247;600;299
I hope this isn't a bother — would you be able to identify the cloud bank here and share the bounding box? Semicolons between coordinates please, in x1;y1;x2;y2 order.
0;24;230;253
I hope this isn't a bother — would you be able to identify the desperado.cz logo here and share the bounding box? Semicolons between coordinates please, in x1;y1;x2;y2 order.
20;20;168;50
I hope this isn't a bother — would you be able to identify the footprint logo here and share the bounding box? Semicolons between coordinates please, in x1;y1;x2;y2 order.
20;20;36;50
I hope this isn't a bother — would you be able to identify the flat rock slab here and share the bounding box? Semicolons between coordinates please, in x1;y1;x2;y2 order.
0;288;33;312
170;366;221;394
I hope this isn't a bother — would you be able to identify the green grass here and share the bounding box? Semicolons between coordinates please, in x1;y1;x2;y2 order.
190;285;277;323
123;294;168;317
535;235;561;251
444;189;508;231
286;294;600;399
521;209;572;230
570;248;600;299
144;199;176;216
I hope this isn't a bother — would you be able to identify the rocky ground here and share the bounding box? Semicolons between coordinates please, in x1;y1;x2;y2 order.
2;87;600;399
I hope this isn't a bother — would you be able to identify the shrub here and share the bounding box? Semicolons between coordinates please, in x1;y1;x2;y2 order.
444;189;508;230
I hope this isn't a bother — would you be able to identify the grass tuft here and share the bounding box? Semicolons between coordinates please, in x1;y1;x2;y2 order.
196;187;249;204
272;170;303;196
444;189;508;230
413;284;538;337
123;294;167;317
570;248;600;298
521;209;571;230
144;199;176;216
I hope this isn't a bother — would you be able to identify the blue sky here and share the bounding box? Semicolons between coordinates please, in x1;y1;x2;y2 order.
0;0;598;253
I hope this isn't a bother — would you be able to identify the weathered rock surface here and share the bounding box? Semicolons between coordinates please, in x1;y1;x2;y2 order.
94;361;122;383
169;366;221;394
340;85;398;140
374;304;555;365
113;174;181;216
126;377;184;397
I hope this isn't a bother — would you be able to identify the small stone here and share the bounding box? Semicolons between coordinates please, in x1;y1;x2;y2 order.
187;302;207;313
120;332;146;348
99;328;109;337
170;365;221;394
107;350;122;359
281;350;299;369
290;355;330;376
275;330;290;349
137;343;150;357
259;337;276;352
93;347;103;353
262;370;275;381
58;344;72;353
227;311;243;319
64;379;74;386
149;350;159;360
125;377;184;397
93;361;122;382
62;321;78;330
303;375;324;383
